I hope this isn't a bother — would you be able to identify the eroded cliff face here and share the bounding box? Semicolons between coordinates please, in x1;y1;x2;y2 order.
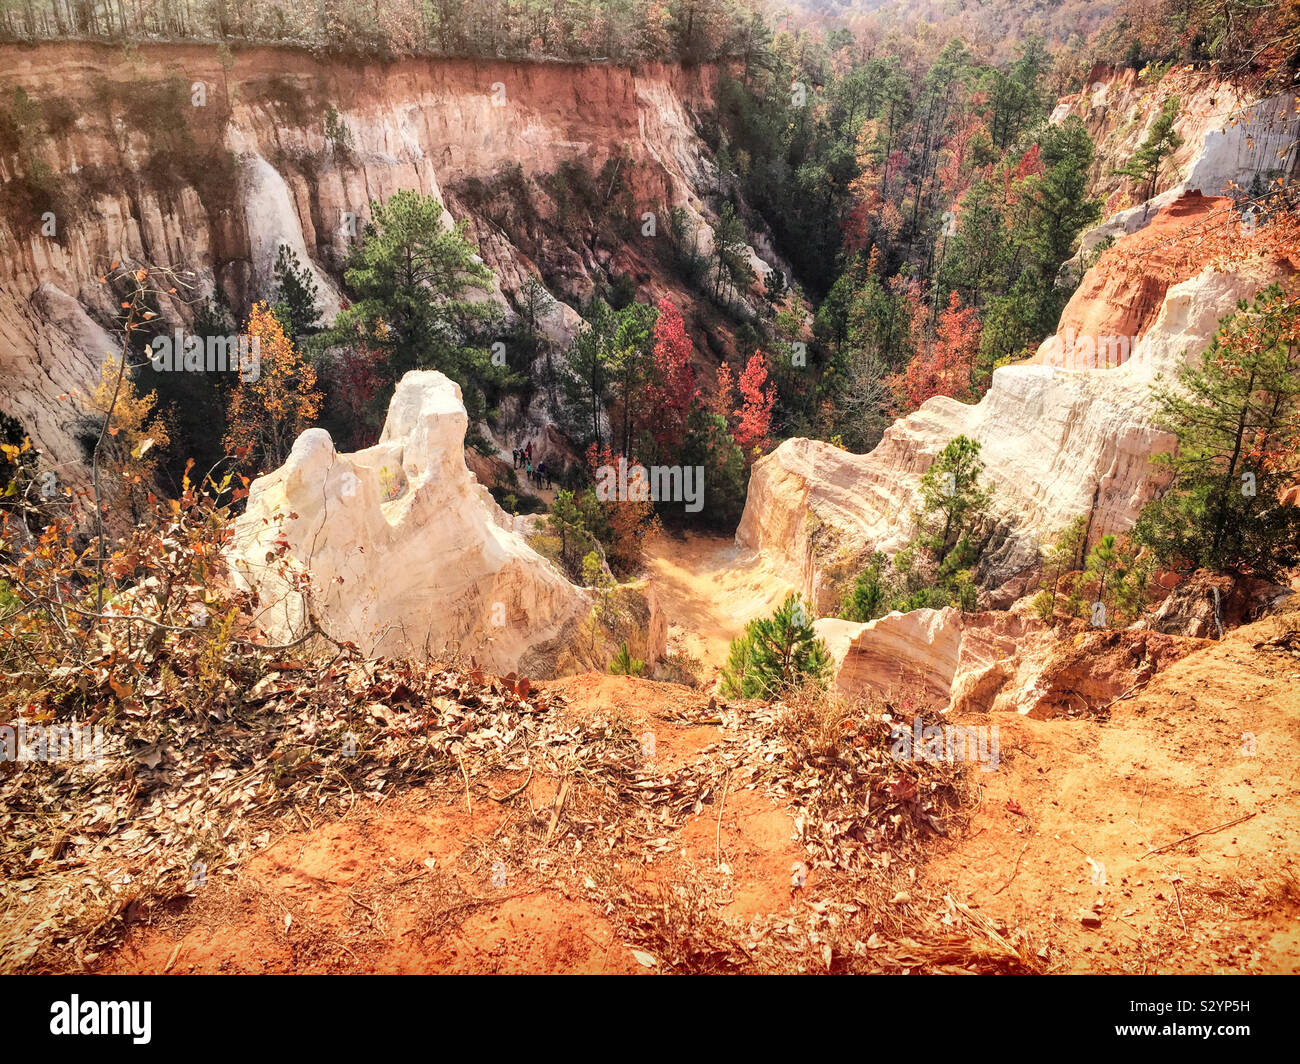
0;43;763;476
738;69;1300;613
1056;63;1300;258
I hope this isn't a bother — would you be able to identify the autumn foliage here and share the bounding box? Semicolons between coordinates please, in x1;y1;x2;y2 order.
889;291;982;410
223;302;323;474
585;443;659;573
733;353;778;460
645;298;698;459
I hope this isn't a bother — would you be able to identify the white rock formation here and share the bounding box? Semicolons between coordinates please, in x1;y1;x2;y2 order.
231;370;594;674
816;606;1205;719
815;610;964;705
1067;71;1300;258
0;282;114;499
739;262;1278;613
228;129;343;324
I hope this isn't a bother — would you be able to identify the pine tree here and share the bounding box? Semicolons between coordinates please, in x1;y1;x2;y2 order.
711;202;754;303
916;435;992;566
561;299;616;449
1032;514;1088;621
1133;284;1300;579
840;552;890;622
609;642;646;676
1084;533;1121;624
1113;97;1183;203
271;244;321;344
547;488;596;577
719;593;831;699
326;190;500;418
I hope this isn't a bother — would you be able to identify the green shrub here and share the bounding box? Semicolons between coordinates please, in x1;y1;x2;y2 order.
609;642;646;677
719;593;831;699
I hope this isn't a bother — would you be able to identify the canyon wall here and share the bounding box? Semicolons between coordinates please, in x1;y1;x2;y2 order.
738;69;1300;614
0;43;763;476
1056;63;1300;258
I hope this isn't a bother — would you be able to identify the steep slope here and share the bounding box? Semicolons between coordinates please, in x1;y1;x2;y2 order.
738;70;1300;611
0;43;773;477
1058;63;1300;258
86;606;1300;975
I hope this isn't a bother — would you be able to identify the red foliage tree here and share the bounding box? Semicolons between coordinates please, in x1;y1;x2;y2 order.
330;346;387;451
645;298;698;461
733;352;777;460
889;290;982;410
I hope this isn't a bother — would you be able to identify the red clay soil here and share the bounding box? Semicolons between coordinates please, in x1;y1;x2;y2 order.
95;611;1300;975
1034;192;1234;367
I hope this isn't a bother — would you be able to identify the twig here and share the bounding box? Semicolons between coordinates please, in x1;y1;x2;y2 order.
1172;879;1187;934
1140;812;1256;859
487;765;533;803
715;769;733;867
458;754;472;817
544;778;572;846
347;892;377;916
993;841;1030;896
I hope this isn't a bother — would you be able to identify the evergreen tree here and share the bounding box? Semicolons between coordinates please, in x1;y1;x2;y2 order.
1032;514;1088;621
916;435;993;566
840;552;890;622
1113;97;1183;202
271;244;321;343
711;201;755;303
560;299;617;448
1133;285;1300;579
719;593;831;699
325;190;502;419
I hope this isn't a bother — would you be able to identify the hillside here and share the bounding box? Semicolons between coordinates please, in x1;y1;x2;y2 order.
2;6;1300;990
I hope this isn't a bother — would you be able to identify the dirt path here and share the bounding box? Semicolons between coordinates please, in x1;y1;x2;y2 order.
644;531;798;679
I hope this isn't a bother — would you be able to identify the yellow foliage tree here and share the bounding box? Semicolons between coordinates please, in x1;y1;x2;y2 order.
88;354;171;522
224;302;322;473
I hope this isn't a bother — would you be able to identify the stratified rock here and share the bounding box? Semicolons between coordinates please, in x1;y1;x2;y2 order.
1058;64;1300;258
815;609;963;706
816;605;1208;718
740;260;1281;615
231;370;661;676
0;49;783;476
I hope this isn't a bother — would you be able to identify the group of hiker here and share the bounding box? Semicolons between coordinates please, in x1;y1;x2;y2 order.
512;440;552;490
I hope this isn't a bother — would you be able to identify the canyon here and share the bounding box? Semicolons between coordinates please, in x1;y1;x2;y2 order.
3;45;1296;686
738;66;1300;626
2;35;1299;981
0;42;774;484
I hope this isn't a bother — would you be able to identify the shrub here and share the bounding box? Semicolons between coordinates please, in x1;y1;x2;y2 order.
609;642;646;677
719;593;832;699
